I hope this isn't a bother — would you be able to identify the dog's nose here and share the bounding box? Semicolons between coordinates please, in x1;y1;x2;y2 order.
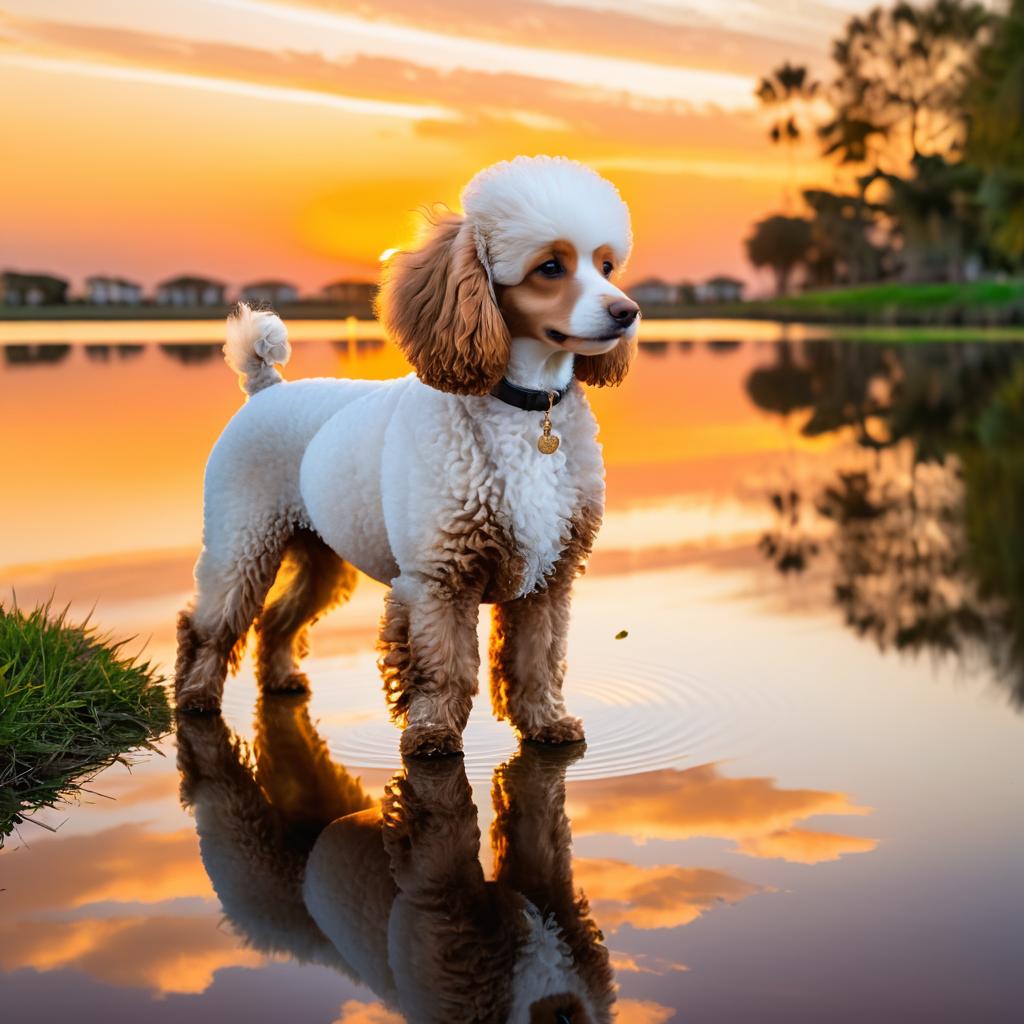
607;298;640;327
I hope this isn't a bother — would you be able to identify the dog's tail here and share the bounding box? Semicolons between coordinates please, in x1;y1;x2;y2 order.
224;302;291;396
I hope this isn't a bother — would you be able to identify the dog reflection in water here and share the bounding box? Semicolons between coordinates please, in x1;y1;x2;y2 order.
176;696;614;1023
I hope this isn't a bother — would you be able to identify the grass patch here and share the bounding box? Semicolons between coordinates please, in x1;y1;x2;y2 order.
639;279;1024;329
747;280;1024;326
0;601;171;842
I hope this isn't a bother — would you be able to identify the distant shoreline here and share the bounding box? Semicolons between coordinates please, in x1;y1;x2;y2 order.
0;301;374;322
4;279;1024;327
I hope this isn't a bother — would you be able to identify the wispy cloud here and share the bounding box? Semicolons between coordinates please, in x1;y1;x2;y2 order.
0;52;458;120
211;0;761;110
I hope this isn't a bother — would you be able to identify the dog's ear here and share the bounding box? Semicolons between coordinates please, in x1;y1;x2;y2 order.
376;213;510;395
573;334;638;387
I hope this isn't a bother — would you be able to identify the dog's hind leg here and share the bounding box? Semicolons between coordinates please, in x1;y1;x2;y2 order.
255;529;358;693
176;525;290;712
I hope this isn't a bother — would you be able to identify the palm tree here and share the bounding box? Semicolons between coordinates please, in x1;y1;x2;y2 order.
756;61;820;207
756;61;820;145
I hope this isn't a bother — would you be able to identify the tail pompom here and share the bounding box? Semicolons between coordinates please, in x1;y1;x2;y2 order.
224;302;291;395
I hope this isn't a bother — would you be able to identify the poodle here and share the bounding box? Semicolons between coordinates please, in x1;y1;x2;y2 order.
176;695;615;1022
174;155;640;756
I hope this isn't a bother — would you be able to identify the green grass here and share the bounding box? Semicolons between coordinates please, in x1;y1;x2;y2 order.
768;279;1024;311
637;279;1024;329
732;279;1024;327
0;601;171;842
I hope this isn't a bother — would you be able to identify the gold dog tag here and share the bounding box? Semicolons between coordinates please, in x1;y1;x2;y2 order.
538;392;560;454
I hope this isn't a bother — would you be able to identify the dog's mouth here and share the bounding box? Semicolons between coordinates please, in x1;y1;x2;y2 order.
545;327;624;345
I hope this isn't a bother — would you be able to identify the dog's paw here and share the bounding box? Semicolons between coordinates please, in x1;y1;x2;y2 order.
522;715;586;745
176;690;223;714
400;722;464;758
259;670;311;695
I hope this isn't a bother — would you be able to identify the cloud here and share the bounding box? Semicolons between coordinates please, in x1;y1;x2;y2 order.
615;998;678;1024
0;914;262;995
0;823;212;919
0;822;254;995
573;857;761;931
567;763;876;863
0;11;773;145
608;950;689;975
249;0;830;76
735;827;878;864
333;1001;404;1023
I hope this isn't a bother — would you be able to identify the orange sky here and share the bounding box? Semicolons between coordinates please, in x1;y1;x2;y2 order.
0;0;858;295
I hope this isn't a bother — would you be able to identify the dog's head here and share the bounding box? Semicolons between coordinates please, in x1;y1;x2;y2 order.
376;156;639;394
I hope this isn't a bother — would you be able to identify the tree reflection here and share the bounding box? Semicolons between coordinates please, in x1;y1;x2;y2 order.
159;343;221;364
3;344;71;366
748;340;1024;705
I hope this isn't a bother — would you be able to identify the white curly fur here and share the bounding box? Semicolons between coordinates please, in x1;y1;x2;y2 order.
224;302;292;395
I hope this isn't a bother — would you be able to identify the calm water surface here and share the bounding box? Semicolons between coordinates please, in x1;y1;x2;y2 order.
1;321;1022;1022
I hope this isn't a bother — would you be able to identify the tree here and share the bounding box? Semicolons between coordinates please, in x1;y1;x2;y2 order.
756;62;820;208
802;189;886;286
756;61;820;146
820;0;992;173
746;216;813;296
880;153;983;280
964;0;1024;261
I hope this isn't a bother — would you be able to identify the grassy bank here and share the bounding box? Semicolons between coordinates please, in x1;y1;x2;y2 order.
642;280;1024;325
0;602;171;841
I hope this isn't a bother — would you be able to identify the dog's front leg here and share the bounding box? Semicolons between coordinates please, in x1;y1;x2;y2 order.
377;574;483;757
489;578;585;744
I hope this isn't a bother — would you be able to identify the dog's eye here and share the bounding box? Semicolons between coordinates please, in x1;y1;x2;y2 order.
536;258;564;278
602;260;613;277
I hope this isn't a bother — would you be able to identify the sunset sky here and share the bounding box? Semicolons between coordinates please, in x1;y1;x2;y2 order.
0;1;866;295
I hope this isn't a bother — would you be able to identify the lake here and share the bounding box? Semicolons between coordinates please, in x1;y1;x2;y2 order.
1;320;1022;1022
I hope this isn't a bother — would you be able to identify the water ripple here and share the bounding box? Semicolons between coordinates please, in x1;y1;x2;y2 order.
317;653;777;782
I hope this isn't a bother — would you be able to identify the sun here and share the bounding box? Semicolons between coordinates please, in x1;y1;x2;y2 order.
378;248;400;262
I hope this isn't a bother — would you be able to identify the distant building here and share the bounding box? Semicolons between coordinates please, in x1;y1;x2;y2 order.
675;281;697;305
240;280;299;305
695;275;745;304
321;280;377;305
629;277;677;305
629;278;698;306
157;275;226;307
0;271;68;306
86;275;142;305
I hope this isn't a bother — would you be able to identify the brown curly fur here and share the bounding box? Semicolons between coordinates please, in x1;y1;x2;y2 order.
377;586;484;757
376;492;527;756
574;332;638;387
175;523;292;711
255;529;358;693
375;212;511;395
492;744;615;1023
490;506;602;742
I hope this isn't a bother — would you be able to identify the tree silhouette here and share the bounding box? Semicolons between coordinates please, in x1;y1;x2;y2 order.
820;0;992;173
747;340;1024;708
756;61;821;208
802;188;887;286
963;0;1024;261
746;216;813;296
756;62;820;145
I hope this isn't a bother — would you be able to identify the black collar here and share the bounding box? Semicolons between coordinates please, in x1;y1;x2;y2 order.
490;377;570;412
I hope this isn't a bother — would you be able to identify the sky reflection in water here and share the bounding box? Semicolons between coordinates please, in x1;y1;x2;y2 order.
1;324;1022;1022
